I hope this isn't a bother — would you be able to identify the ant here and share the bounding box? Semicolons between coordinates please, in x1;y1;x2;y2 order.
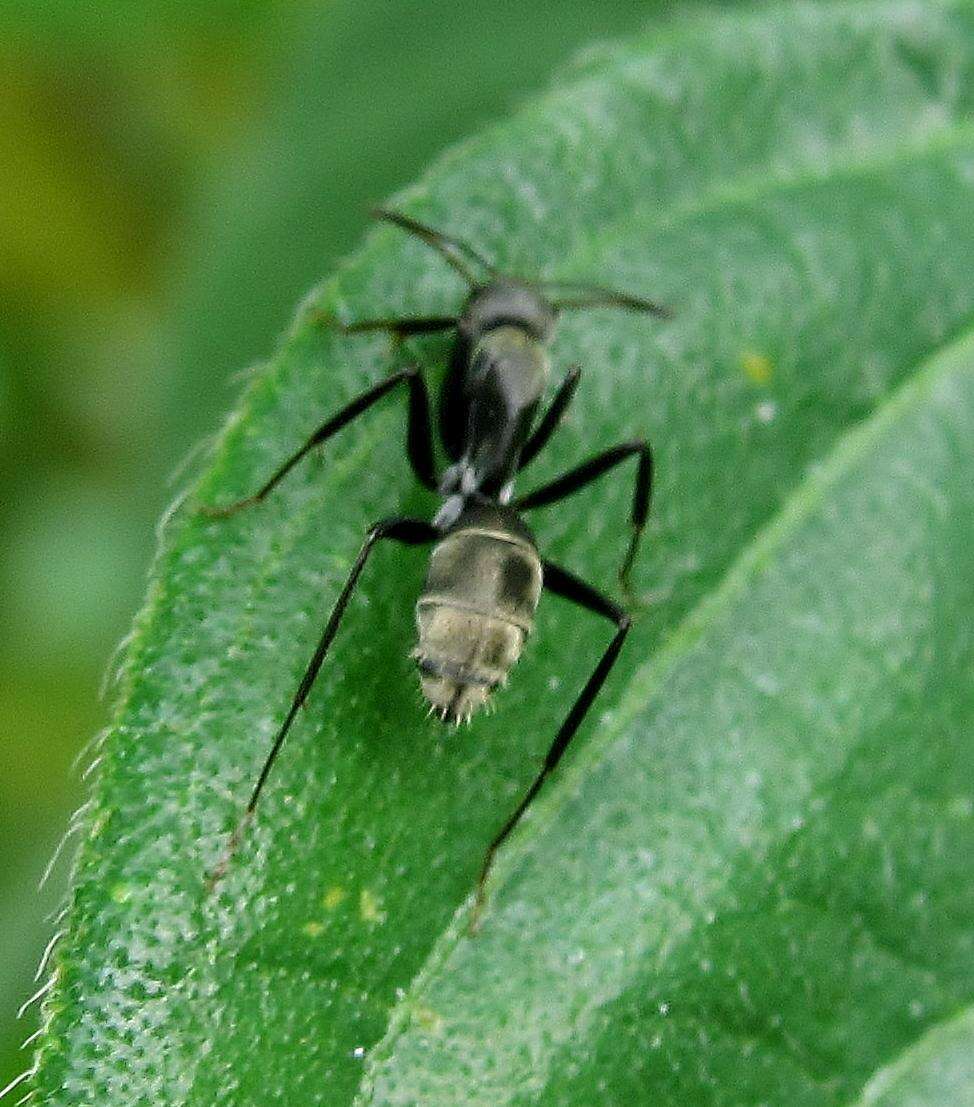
204;208;670;922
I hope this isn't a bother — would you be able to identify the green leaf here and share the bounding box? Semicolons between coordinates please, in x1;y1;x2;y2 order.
855;1007;974;1106
29;1;974;1103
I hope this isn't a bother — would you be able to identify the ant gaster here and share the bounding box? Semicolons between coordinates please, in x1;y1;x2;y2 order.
205;208;670;920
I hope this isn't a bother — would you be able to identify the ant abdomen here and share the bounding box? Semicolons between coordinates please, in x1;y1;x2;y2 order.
413;505;542;724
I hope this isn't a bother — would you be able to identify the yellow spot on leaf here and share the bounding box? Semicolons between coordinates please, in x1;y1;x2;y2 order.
413;1005;443;1032
740;351;773;385
359;888;386;924
322;886;347;910
302;921;325;938
110;884;132;904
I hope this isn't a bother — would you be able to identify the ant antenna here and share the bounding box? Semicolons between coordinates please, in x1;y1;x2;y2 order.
373;211;670;318
540;279;672;318
373;208;496;286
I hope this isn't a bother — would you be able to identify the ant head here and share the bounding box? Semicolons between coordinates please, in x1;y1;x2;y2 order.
459;280;557;344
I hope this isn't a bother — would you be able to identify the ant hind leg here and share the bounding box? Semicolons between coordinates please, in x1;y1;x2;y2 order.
207;516;437;891
470;559;629;931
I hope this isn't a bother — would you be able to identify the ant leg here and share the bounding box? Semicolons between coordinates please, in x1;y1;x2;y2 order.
340;315;457;338
518;366;581;470
471;559;629;929
208;516;437;890
513;440;653;596
202;365;438;517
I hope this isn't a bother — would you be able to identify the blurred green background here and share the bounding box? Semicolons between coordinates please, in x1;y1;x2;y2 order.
0;0;688;1090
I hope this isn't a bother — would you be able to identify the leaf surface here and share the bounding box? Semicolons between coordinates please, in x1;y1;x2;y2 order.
856;1007;974;1106
30;2;974;1103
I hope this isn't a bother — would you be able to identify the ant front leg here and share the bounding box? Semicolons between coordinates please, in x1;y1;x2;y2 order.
202;364;438;517
340;315;457;339
513;439;654;601
471;559;630;931
518;366;581;471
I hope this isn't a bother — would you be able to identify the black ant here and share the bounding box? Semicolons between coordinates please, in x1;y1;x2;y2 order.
204;208;670;922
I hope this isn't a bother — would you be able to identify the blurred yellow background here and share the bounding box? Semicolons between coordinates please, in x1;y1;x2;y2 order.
0;0;676;1088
